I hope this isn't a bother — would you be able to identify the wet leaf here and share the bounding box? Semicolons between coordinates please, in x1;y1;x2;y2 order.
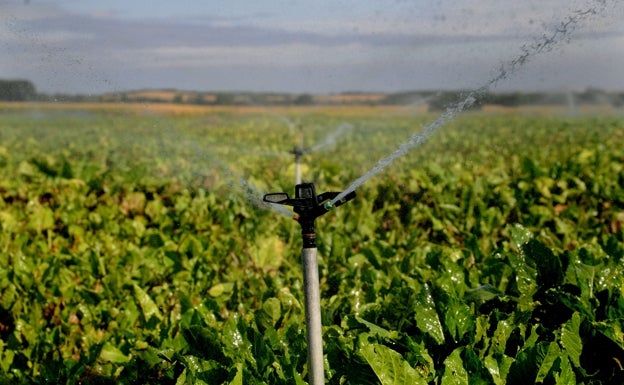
561;312;582;368
414;284;445;345
535;342;561;382
360;343;427;385
133;283;162;321
99;343;130;363
441;348;468;385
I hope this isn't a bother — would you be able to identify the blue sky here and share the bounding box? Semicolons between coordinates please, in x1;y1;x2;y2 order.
1;0;622;94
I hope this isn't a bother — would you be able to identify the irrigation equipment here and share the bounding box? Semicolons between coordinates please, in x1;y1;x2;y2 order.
263;183;356;385
282;123;352;185
290;145;306;185
291;124;305;185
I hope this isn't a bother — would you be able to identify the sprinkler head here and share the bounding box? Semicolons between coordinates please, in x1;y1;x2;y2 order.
289;146;305;157
263;182;356;247
264;182;355;220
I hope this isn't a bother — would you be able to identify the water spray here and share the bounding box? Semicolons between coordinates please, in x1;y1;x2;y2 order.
263;183;356;385
289;123;352;185
331;0;611;205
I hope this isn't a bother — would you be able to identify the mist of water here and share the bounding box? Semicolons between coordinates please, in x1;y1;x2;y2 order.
3;11;116;96
232;173;293;217
170;130;294;218
331;0;612;205
4;0;612;215
281;116;298;137
304;123;353;155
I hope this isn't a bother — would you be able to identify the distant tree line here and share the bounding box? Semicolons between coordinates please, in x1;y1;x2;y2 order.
423;89;624;111
2;78;624;108
0;79;37;101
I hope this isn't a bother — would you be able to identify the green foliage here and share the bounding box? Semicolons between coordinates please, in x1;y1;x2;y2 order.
0;107;623;384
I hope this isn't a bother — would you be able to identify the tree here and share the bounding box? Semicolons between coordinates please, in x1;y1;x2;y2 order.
214;93;235;105
0;79;37;101
294;94;314;105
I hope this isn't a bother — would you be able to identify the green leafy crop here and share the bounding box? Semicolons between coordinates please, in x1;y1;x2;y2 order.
0;105;623;384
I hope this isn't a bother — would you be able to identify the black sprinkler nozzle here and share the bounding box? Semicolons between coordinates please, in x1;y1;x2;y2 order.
289;146;305;157
263;183;356;248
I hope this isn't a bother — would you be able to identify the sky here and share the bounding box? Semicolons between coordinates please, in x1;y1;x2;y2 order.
1;0;623;95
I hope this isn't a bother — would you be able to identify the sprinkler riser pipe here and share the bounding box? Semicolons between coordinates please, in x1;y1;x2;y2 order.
301;247;324;385
262;183;356;385
295;160;302;185
299;219;316;248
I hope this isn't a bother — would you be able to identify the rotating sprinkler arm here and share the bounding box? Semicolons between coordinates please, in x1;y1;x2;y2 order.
263;182;356;215
264;182;356;247
289;146;305;158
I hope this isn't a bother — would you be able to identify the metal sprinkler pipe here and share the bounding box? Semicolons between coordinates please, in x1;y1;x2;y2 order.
301;246;322;384
293;125;305;185
289;146;304;186
263;183;355;385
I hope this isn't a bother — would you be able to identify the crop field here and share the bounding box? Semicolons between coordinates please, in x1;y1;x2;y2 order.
0;102;623;384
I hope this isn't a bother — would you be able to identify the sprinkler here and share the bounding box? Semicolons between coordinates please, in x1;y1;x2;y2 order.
290;145;305;185
290;124;306;185
287;123;351;186
263;183;356;385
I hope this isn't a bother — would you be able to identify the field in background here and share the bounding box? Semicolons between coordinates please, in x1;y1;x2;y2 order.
0;101;422;117
2;100;620;116
0;102;623;384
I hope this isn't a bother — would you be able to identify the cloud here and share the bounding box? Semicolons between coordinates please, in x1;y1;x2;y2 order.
1;0;622;93
129;43;371;68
